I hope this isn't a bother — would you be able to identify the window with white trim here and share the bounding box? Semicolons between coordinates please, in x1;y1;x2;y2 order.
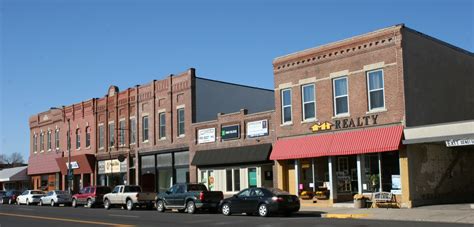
47;130;52;151
55;129;60;150
142;116;149;142
85;127;91;148
177;108;185;136
367;69;385;110
333;77;349;116
302;84;316;121
40;133;44;152
119;120;125;147
33;134;37;153
159;112;166;139
98;125;104;149
225;169;241;192
109;122;115;147
130;118;136;144
281;88;292;123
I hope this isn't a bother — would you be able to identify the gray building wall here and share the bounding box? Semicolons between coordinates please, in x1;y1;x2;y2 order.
402;27;474;127
195;78;275;122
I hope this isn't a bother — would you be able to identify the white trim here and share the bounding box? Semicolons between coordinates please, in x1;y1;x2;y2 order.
158;112;166;139
278;82;292;90
330;70;349;78
176;104;185;109
363;61;385;71
366;69;386;111
298;77;316;85
332;77;350;117
157;109;166;113
301;83;316;121
281;88;292;124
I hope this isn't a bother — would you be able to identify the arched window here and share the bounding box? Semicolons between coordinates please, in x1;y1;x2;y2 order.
85;127;91;148
76;128;81;149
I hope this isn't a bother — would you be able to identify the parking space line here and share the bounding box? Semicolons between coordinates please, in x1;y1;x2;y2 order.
108;214;139;218
0;212;135;227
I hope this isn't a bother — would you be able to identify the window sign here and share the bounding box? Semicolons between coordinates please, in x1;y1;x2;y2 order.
391;175;401;194
66;161;79;169
247;120;268;138
198;128;216;144
445;139;474;147
221;125;240;140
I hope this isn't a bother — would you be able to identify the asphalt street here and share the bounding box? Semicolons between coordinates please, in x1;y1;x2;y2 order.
0;203;470;227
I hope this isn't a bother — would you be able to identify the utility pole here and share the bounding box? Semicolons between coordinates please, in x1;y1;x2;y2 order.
67;119;72;194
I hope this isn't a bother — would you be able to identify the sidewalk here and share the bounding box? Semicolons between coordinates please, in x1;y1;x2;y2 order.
299;203;474;224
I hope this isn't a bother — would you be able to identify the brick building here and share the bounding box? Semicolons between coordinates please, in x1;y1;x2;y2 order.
270;24;473;207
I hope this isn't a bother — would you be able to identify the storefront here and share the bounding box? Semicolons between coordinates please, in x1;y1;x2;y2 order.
56;154;96;193
271;125;404;204
28;153;62;191
97;158;128;188
139;150;190;193
191;144;274;196
0;166;30;191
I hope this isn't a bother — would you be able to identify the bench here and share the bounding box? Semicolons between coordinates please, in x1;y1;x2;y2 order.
370;192;399;208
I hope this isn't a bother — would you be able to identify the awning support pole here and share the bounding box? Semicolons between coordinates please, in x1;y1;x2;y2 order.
328;157;337;202
357;154;366;194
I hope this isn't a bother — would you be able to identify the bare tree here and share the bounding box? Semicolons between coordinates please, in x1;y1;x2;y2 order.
4;152;25;167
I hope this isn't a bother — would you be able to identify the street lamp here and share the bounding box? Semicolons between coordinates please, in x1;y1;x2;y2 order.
67;119;72;194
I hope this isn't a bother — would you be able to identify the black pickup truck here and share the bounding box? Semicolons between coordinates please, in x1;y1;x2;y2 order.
155;183;223;214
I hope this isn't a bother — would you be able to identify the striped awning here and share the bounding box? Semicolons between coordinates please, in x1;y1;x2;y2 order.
270;125;403;160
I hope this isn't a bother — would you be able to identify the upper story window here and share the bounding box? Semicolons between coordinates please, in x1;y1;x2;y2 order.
159;112;166;139
367;69;385;111
333;77;349;116
85;127;91;148
119;120;126;147
98;125;105;149
281;88;292;124
142;116;149;142
302;84;316;121
40;133;44;152
177;108;185;136
130;118;136;144
55;129;60;150
33;134;37;153
109;122;115;148
47;130;52;151
76;128;81;149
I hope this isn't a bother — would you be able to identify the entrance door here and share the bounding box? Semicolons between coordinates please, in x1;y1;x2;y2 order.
287;166;296;195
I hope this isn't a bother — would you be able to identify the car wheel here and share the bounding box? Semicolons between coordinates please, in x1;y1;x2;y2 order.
87;199;93;208
186;201;196;214
72;199;77;208
258;204;269;217
156;200;165;212
51;200;55;207
39;200;43;206
16;198;20;205
8;199;12;205
221;203;231;216
26;199;30;206
104;199;111;210
126;199;134;211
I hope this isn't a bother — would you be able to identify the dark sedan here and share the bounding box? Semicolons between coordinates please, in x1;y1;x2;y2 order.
219;187;300;217
1;190;22;204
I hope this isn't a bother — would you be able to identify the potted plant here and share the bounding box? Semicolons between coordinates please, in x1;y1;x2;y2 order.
353;194;367;208
370;174;380;192
300;191;313;200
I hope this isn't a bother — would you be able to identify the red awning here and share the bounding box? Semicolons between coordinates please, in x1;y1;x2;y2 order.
270;125;403;160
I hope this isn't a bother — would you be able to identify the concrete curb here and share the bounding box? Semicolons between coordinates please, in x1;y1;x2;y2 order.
322;214;370;219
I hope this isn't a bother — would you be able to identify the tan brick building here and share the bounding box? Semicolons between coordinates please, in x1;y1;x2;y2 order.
270;24;474;207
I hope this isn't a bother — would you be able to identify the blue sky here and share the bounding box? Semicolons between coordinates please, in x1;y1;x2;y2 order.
1;0;473;161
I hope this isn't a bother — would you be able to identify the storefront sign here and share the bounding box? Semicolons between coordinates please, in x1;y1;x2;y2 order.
445;139;474;147
221;125;240;140
391;175;401;194
311;114;379;133
198;128;216;144
247;119;269;138
99;159;127;174
66;161;79;169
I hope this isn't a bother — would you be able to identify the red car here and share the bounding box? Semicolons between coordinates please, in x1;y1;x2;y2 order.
71;186;111;208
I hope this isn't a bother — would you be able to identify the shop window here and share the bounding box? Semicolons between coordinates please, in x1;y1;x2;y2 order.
119;120;126;147
142;116;149;142
159;112;166;139
367;69;385;110
98;125;104;149
177;108;185;136
76;128;81;149
85;127;91;148
109;122;115;148
225;169;241;192
302;84;316;121
281;88;292;124
333;77;349;116
130;118;136;144
55;129;60;150
47;130;52;151
200;170;215;191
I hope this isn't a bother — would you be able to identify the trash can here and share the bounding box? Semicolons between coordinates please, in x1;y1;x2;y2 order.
354;199;366;208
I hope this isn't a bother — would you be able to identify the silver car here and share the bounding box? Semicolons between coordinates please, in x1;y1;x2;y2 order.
39;190;72;207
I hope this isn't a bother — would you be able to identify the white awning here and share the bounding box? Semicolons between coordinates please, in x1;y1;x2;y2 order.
403;120;474;145
0;166;29;182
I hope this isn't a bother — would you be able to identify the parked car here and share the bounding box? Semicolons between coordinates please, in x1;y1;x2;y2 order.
39;190;72;206
156;183;224;214
1;190;22;204
0;191;5;204
72;186;111;208
16;190;46;205
219;188;300;217
103;185;155;211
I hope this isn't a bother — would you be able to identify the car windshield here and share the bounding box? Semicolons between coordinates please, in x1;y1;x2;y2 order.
96;187;111;194
268;188;291;195
187;184;207;191
124;186;141;193
31;191;44;195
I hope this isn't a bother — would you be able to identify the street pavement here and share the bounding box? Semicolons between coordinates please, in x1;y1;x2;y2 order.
0;203;472;227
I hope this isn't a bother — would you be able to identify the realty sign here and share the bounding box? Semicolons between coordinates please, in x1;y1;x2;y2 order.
221;125;240;140
310;114;379;133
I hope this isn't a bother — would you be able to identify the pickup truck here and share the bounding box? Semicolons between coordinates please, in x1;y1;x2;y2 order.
156;183;224;214
103;185;155;210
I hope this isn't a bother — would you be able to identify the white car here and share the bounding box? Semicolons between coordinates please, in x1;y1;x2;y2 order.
39;190;72;207
17;190;45;205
